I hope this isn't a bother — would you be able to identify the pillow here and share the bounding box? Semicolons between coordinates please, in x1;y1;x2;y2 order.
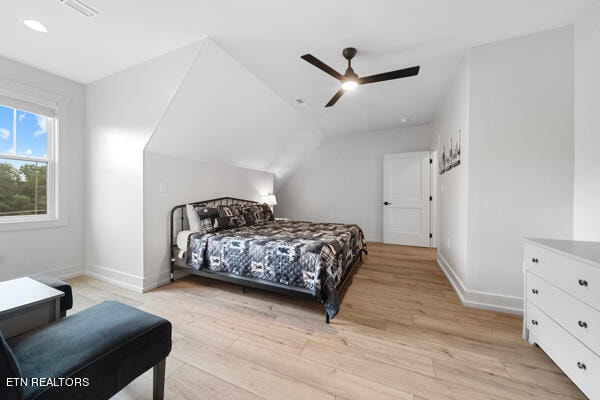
241;204;273;226
213;215;246;231
217;205;241;217
186;204;215;234
217;205;249;228
186;204;202;232
259;203;275;221
240;205;261;226
194;206;219;223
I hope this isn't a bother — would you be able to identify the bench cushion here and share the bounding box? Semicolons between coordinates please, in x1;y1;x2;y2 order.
8;301;171;400
0;332;24;400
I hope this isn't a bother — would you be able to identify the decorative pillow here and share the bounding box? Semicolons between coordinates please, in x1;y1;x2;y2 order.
197;218;214;234
194;206;219;224
214;215;246;231
240;205;261;226
217;205;241;217
216;205;250;228
186;204;215;234
259;203;275;221
240;204;274;226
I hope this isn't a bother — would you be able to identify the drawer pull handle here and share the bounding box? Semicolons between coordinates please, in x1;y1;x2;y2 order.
578;279;588;287
531;289;539;294
578;321;588;328
531;257;539;263
577;362;587;371
531;320;538;326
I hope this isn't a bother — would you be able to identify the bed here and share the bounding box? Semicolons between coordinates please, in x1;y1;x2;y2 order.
170;197;367;322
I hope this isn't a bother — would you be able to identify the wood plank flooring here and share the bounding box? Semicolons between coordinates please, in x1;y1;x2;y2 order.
66;243;586;399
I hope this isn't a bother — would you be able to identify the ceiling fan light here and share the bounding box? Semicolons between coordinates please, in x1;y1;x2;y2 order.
341;80;358;91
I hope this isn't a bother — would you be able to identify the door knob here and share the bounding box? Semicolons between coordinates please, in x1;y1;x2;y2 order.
384;201;392;205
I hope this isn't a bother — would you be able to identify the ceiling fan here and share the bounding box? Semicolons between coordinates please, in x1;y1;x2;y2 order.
301;47;420;107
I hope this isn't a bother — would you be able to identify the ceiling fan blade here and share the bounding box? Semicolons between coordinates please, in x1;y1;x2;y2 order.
325;89;345;107
358;66;420;85
301;54;343;81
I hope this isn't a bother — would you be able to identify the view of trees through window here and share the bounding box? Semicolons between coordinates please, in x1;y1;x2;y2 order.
0;160;47;216
0;103;50;217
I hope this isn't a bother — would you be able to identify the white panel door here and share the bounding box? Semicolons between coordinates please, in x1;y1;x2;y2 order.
383;151;431;247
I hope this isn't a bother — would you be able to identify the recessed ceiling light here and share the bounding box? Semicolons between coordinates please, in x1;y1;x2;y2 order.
401;117;410;123
23;19;48;33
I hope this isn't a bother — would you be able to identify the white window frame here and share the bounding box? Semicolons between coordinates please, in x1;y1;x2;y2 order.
0;79;70;231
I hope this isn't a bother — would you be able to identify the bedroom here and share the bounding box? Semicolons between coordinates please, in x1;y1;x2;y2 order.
1;0;599;399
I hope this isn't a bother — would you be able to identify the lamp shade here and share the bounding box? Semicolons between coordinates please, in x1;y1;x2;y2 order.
263;193;277;206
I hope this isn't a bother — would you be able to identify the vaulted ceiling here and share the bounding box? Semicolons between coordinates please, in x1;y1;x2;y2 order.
1;0;594;135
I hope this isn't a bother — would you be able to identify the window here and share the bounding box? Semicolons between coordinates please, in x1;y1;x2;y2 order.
0;94;56;222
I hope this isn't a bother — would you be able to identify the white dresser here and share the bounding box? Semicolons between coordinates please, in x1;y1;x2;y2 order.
523;238;600;399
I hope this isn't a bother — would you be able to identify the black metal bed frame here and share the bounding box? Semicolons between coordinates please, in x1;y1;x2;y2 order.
169;197;364;323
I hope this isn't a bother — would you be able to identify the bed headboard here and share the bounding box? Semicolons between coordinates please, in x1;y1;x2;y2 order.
170;197;259;247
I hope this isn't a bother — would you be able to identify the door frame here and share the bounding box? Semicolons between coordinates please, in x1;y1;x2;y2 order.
430;150;438;249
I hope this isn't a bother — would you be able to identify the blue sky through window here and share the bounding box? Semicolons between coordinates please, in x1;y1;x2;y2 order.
0;104;48;161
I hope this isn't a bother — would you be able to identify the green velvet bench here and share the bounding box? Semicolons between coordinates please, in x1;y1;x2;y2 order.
0;301;172;400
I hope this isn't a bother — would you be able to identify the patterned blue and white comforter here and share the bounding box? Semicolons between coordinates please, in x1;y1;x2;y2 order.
187;220;366;319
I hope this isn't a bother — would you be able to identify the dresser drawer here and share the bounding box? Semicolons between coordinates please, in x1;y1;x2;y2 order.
527;301;600;399
527;272;600;355
524;243;600;311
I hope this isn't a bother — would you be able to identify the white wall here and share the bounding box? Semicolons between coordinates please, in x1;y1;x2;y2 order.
0;56;85;280
574;0;600;241
85;41;203;290
146;38;324;188
275;125;432;242
434;27;574;313
468;26;574;305
143;152;273;289
432;55;470;287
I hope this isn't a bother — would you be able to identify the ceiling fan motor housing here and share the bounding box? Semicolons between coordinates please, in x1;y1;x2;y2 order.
342;47;357;60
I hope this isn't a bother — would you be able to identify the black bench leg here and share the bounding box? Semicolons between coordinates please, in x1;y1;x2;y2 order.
153;358;166;400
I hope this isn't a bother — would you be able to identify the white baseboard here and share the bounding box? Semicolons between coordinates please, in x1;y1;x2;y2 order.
29;264;84;280
142;270;172;292
365;232;383;243
437;253;523;315
84;264;144;293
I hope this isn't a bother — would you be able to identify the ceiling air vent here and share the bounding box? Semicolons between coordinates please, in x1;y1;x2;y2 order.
295;98;309;107
58;0;99;18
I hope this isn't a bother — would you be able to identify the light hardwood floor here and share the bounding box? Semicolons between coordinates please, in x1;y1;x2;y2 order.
67;243;585;400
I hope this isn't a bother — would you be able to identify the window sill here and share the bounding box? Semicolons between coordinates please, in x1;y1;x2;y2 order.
0;216;67;232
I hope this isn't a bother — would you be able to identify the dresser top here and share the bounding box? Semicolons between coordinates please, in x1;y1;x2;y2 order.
524;238;600;268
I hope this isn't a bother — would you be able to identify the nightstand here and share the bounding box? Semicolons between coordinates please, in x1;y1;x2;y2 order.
0;277;64;339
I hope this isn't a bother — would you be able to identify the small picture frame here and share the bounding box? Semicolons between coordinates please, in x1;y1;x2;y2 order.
444;143;452;172
452;130;461;167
